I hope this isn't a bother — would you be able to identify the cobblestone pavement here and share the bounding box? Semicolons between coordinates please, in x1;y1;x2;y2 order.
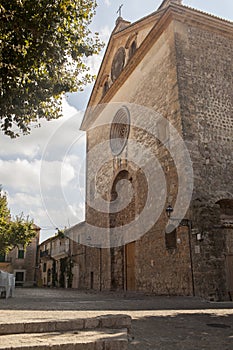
1;288;233;349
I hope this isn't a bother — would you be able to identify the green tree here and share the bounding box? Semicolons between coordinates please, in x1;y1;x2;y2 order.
0;0;102;137
0;188;36;254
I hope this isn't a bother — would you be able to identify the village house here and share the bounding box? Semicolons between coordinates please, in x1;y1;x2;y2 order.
0;225;40;287
38;229;81;289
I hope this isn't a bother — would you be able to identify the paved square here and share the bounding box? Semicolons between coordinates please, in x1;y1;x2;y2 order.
0;288;233;349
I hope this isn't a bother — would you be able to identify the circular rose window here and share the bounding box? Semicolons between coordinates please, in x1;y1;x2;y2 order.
110;107;130;156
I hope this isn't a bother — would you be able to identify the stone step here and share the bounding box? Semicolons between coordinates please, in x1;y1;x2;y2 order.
0;314;131;335
0;328;128;350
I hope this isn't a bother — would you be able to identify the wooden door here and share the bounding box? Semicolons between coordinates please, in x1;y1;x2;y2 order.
125;242;135;291
226;254;233;300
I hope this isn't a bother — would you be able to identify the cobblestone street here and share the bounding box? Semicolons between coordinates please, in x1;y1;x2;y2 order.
0;288;233;349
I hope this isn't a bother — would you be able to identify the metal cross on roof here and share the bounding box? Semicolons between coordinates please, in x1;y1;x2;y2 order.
117;4;123;17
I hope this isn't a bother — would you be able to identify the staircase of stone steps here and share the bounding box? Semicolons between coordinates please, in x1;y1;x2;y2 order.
0;314;131;350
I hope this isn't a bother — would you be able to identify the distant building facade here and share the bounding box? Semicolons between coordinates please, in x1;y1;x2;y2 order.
38;230;81;289
0;225;40;287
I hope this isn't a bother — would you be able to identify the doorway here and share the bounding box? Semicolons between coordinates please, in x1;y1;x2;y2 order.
225;254;233;300
15;271;25;287
109;170;136;291
217;199;233;300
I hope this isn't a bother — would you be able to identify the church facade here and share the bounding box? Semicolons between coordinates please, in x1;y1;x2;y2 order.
67;0;233;300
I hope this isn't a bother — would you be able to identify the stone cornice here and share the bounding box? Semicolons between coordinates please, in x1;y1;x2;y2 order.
182;5;233;26
174;5;233;37
81;3;233;131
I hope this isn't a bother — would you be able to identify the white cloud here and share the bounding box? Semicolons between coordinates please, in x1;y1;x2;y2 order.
68;202;85;221
9;192;42;208
0;95;87;243
61;162;76;187
0;98;83;160
104;0;111;7
62;97;79;118
40;159;76;190
0;159;41;192
0;150;85;235
99;25;112;42
4;158;85;243
86;54;103;77
85;25;111;77
0;158;77;192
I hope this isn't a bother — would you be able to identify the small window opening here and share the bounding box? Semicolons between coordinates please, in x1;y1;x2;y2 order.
129;41;137;58
90;272;94;289
18;249;25;259
43;263;47;272
103;81;109;96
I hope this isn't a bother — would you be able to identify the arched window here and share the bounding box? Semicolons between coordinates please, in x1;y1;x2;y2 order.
103;80;109;96
111;47;126;82
129;41;137;58
216;199;233;225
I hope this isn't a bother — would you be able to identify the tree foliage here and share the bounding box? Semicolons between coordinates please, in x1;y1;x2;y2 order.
0;0;102;137
0;188;36;254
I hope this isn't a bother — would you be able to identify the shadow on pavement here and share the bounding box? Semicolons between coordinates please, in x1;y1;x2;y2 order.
129;313;233;350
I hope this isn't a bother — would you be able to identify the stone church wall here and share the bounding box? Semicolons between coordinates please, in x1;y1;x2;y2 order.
174;20;233;299
83;21;193;295
78;11;233;299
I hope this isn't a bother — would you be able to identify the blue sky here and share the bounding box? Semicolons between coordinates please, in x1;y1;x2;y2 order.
0;0;232;242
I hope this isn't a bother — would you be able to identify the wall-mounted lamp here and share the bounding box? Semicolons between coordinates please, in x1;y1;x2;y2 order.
165;205;191;228
166;204;174;218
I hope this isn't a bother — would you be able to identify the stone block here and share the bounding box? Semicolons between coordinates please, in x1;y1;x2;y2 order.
84;318;100;329
104;339;128;350
24;321;56;333
0;323;24;335
55;319;84;332
99;315;131;330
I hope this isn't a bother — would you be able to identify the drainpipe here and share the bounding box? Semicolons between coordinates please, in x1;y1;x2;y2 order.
99;248;102;291
123;245;126;293
187;221;195;296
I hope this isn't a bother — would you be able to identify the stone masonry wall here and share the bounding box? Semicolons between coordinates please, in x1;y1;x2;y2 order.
83;21;193;295
174;20;233;299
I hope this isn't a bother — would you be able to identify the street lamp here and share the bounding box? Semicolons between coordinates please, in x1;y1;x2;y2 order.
166;204;174;218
